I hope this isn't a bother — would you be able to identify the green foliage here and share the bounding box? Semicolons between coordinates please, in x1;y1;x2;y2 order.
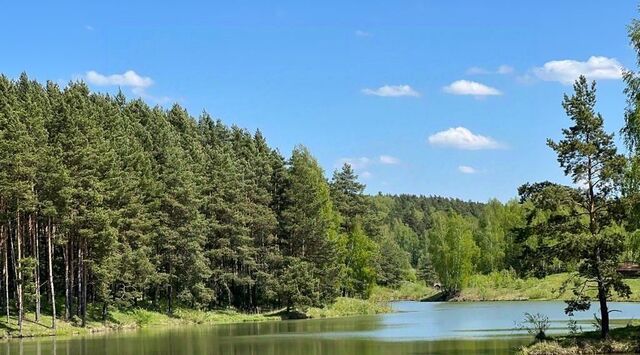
475;199;524;273
426;211;479;294
376;232;413;287
518;312;550;341
282;146;342;303
342;223;378;297
548;76;629;338
275;257;320;311
130;309;155;326
514;182;581;277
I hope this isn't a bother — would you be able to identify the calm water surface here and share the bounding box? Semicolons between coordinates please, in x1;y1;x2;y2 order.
4;301;640;355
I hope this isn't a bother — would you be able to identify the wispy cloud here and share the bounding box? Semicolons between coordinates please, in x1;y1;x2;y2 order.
336;157;373;179
428;127;502;150
131;87;173;105
532;56;623;84
336;154;401;179
85;70;153;88
458;165;477;174
362;85;420;97
467;65;514;75
337;157;371;170
379;155;400;165
85;25;94;31
443;80;502;96
497;65;514;75
355;30;371;37
84;70;173;105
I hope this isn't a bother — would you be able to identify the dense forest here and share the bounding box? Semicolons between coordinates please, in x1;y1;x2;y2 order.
3;12;640;340
0;74;493;334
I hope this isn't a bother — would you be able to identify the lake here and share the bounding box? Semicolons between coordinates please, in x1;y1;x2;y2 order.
4;301;640;354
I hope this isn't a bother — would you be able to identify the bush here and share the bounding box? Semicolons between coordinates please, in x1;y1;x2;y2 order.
518;312;550;340
130;309;154;326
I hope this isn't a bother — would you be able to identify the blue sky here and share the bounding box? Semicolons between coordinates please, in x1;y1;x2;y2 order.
2;1;638;201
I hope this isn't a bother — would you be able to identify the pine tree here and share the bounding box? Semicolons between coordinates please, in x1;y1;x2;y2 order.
548;76;628;339
282;146;341;303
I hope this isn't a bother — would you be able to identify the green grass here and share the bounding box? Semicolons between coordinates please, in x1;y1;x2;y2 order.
0;307;282;339
306;297;390;318
369;281;438;302
519;322;640;354
455;271;640;302
0;296;390;339
457;272;570;301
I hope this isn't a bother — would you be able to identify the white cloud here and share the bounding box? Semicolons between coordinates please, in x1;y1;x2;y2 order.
466;65;514;75
85;25;94;31
497;65;514;75
85;70;154;88
337;157;371;170
533;56;623;84
443;80;502;96
362;85;420;97
336;154;400;178
84;70;174;105
379;155;400;165
355;30;371;37
428;127;502;150
458;165;477;174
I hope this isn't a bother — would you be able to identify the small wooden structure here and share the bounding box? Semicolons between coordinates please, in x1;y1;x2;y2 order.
617;262;640;278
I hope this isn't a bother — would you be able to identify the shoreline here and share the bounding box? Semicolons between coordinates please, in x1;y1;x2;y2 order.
518;324;640;354
4;274;640;342
0;296;391;341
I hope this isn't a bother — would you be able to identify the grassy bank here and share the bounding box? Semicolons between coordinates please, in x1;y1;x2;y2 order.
369;281;438;302
0;296;391;339
307;297;391;318
449;272;640;302
4;273;640;340
519;324;640;354
0;308;280;339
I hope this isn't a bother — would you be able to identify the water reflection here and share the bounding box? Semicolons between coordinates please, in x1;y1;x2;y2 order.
4;301;640;355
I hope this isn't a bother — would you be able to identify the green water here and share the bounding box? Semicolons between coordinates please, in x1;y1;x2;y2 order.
4;301;640;354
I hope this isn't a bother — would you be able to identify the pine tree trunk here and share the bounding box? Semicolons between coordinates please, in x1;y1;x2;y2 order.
102;302;107;322
48;220;56;329
3;241;7;323
81;240;87;327
598;280;610;338
78;242;85;327
63;239;71;321
0;221;4;323
31;214;40;322
77;242;81;318
3;219;8;323
16;211;23;336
